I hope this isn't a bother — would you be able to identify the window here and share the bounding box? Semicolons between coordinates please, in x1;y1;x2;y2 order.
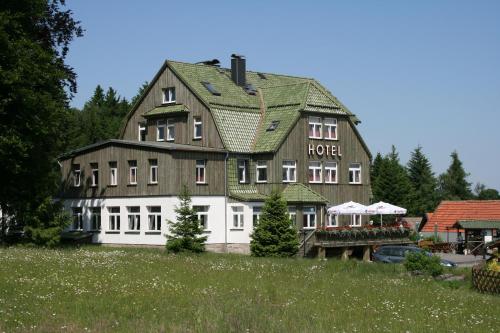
308;116;322;139
149;159;158;184
308;161;322;183
325;162;338;184
201;81;221;96
138;123;147;141
303;207;316;229
72;164;81;187
324;118;337;140
148;206;161;231
327;214;338;227
109;161;117;186
162;87;176;103
193;206;209;230
128;206;140;231
288;207;297;226
252;207;261;227
282;160;297;183
157;120;166;141
196;160;206;184
108;207;120;231
90;207;101;230
232;206;244;228
166;119;175;141
350;214;362;227
237;160;249;183
349;163;362;184
91;163;99;187
256;161;267;183
267;120;280;131
72;207;83;230
193;117;202;139
129;160;137;185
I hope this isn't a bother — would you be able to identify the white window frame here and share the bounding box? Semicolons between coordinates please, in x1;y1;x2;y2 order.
109;162;117;186
308;161;322;183
156;120;166;141
127;206;141;231
129;161;137;185
166;119;175;142
282;160;297;183
193;206;209;230
149;159;158;184
349;163;362;184
350;214;362;227
90;207;101;230
308;116;322;139
193;117;202;139
196;160;206;184
138;123;147;142
72;207;83;230
327;214;338;227
303;206;316;229
162;87;176;104
108;207;120;231
237;159;248;183
72;165;81;187
148;206;161;231
288;207;297;226
324;118;338;140
252;206;262;227
232;206;244;229
91;164;99;187
256;161;267;183
325;161;338;184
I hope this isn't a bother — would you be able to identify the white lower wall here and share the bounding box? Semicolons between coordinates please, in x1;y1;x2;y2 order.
63;196;230;246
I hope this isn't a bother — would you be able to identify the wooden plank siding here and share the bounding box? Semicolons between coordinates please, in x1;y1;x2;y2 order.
122;66;224;149
60;145;226;199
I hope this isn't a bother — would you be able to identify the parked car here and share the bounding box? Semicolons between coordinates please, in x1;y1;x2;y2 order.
373;245;457;267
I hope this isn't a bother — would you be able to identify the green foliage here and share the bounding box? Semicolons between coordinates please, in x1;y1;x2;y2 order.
0;0;82;243
438;151;473;200
404;251;444;277
23;197;71;247
250;191;299;257
474;183;500;200
406;146;438;215
166;186;207;253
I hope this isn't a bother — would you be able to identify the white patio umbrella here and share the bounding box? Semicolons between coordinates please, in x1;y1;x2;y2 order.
327;201;368;215
365;201;407;227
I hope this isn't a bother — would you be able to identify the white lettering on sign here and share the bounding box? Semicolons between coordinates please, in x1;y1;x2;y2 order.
308;144;342;158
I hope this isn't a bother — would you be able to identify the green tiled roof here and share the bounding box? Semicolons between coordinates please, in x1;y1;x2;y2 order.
211;107;260;153
253;105;300;153
143;104;189;117
281;183;329;203
227;158;267;201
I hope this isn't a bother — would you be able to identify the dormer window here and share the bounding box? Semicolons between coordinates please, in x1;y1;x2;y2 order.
138;122;147;141
162;87;176;104
267;120;280;132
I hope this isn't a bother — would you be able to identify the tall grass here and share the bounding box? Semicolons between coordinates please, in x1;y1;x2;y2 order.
0;246;498;332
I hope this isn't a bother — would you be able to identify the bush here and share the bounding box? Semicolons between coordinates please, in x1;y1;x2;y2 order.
404;251;443;277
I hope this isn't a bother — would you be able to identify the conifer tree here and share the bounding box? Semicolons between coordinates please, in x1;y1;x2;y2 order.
406;146;437;215
437;151;472;200
371;152;384;183
250;191;299;257
166;186;207;253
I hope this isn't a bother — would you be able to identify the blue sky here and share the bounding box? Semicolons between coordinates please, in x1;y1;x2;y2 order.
66;0;500;191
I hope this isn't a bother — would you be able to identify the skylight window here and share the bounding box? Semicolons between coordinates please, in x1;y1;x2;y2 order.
267;120;280;131
244;83;257;95
258;73;267;79
201;81;221;96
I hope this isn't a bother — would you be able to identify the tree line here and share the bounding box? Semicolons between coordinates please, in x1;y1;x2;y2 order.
371;146;500;217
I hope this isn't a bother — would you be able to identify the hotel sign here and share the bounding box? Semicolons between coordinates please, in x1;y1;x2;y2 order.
308;143;342;158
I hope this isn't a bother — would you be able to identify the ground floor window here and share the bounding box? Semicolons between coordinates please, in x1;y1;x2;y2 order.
148;206;161;231
350;214;361;227
303;207;316;229
90;207;101;230
232;206;244;228
72;207;83;230
327;214;338;227
194;205;209;230
252;206;261;227
108;207;120;231
288;207;297;226
128;206;140;231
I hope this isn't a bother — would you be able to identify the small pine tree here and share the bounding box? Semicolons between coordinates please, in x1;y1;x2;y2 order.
406;146;437;215
166;186;207;253
437;151;472;200
250;191;299;257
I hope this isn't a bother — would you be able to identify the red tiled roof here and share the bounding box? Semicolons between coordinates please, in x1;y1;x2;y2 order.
420;200;500;232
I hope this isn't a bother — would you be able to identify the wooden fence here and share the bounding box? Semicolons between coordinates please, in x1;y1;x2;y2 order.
472;264;500;294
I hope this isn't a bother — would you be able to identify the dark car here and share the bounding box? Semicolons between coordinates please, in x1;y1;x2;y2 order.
373;245;457;267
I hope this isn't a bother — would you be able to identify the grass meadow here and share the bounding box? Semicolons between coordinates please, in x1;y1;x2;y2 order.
0;246;498;333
